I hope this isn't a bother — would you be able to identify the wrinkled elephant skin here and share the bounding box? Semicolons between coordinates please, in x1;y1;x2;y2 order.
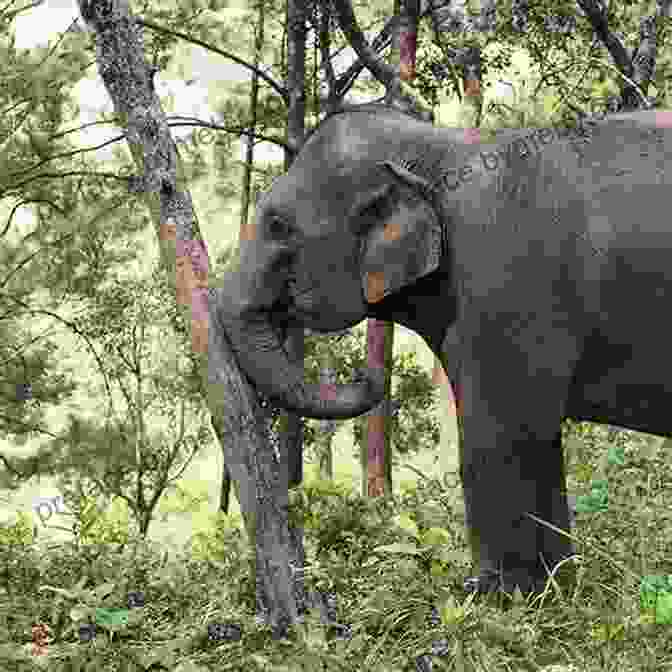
214;104;672;594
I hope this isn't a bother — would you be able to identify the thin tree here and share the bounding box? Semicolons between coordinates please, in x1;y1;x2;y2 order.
219;0;268;516
362;0;420;498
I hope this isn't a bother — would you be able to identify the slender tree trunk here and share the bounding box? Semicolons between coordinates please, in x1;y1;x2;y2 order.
220;0;267;516
240;0;265;233
458;46;482;132
314;1;339;484
281;0;309;618
318;349;337;480
282;0;307;490
363;0;419;498
364;320;394;496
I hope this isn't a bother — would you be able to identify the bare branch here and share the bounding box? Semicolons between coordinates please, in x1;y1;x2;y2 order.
317;2;337;105
576;0;632;74
167;117;294;154
0;292;115;424
136;16;289;105
331;0;396;92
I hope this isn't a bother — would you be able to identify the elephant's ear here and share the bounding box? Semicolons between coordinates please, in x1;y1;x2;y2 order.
358;160;443;303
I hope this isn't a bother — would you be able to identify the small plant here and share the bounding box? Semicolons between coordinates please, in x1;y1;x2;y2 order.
640;575;672;624
0;512;35;546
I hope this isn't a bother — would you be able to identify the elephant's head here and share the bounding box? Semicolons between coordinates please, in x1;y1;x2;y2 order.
216;104;469;419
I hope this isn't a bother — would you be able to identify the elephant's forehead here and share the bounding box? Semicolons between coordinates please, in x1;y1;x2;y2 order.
297;115;385;168
265;171;354;219
260;114;409;217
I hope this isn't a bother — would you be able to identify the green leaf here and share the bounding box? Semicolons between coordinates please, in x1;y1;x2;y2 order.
94;608;131;629
606;446;626;466
574;488;609;513
640;574;672;624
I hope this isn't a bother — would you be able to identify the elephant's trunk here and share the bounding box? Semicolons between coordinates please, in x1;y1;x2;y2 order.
214;267;385;420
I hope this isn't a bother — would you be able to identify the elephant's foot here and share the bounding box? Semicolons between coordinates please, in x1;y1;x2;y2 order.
463;568;549;596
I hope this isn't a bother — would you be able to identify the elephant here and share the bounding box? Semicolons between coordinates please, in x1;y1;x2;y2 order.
213;103;672;594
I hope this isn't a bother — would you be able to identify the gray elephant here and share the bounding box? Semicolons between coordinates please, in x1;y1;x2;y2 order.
213;103;672;594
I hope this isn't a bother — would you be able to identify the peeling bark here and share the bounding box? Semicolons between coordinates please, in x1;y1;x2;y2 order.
207;299;299;632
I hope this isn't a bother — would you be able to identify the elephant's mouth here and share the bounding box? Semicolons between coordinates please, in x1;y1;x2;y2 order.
276;278;314;319
271;277;363;335
268;279;309;330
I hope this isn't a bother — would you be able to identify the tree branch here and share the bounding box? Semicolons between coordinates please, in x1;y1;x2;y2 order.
0;293;115;425
332;0;397;92
167;117;294;154
576;0;632;75
135;16;289;104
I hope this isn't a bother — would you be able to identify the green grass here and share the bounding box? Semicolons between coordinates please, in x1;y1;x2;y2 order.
1;423;672;671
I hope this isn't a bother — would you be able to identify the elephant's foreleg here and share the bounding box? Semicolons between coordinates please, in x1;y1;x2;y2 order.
534;431;573;580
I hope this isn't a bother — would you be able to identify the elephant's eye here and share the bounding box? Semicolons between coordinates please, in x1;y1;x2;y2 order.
360;196;387;219
268;217;292;239
355;184;397;231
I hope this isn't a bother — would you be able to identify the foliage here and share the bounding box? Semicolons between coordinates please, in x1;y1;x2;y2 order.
2;424;671;669
0;514;40;600
187;511;248;570
0;2;151;456
289;478;398;563
58;486;132;548
413;18;516;109
1;0;672;668
415;0;672;127
5;264;213;541
0;512;35;547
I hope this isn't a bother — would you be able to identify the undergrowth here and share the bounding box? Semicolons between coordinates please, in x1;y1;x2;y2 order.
1;423;672;671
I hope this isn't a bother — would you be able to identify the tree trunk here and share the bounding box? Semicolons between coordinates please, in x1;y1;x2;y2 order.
207;307;301;633
240;0;265;234
318;350;338;480
363;0;419;498
364;320;394;496
220;0;267;516
280;0;309;619
282;0;307;483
